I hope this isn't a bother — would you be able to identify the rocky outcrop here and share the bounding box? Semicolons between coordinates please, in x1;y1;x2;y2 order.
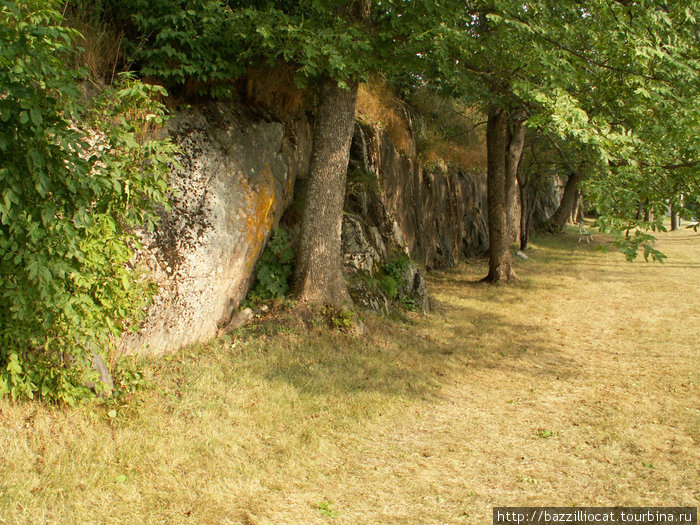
124;105;311;354
533;175;566;229
339;122;488;313
352;122;489;268
124;102;489;353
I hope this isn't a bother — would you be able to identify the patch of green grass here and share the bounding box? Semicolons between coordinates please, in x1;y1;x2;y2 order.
317;499;338;518
536;428;555;439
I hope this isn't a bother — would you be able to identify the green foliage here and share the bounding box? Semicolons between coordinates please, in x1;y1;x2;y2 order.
378;275;399;300
596;217;667;263
109;0;377;97
536;428;555;439
347;167;378;191
247;229;295;303
400;295;418;312
383;253;411;285
316;499;338;518
378;253;418;310
0;1;177;403
112;0;247;97
110;355;147;402
321;306;354;331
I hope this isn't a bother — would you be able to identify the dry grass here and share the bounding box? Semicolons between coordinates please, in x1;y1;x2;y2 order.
63;9;125;85
1;228;698;524
412;89;487;173
356;80;414;155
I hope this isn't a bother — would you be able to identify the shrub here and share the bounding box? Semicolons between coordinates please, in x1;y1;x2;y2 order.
108;0;247;98
247;229;295;303
0;1;178;403
378;275;399;300
383;254;411;287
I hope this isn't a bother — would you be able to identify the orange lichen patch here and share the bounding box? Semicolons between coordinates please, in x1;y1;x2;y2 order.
356;81;413;155
241;166;279;275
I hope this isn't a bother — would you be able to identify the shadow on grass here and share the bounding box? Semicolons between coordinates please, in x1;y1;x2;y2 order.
224;293;582;407
150;231;625;417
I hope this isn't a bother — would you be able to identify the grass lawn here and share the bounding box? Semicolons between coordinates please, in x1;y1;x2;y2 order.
1;227;698;524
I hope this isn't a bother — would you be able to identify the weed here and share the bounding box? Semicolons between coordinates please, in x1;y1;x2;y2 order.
317;499;338;518
400;295;419;312
321;306;355;331
347;167;378;190
379;275;399;300
536;428;555;439
110;356;147;401
519;475;540;485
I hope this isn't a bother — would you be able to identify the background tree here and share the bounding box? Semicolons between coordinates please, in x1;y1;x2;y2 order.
426;0;700;270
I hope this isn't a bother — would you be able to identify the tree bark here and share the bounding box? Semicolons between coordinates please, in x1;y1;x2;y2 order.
292;0;370;308
547;172;581;232
518;179;537;251
575;192;585;222
670;204;678;230
293;77;359;307
505;110;526;242
484;108;516;282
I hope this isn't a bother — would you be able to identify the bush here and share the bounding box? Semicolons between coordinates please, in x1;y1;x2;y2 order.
378;275;399;300
246;229;295;303
0;1;178;403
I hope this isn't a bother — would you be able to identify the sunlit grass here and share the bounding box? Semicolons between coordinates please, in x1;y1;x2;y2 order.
1;227;698;524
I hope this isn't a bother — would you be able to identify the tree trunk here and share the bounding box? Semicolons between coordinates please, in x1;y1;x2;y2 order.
505;110;526;242
293;77;359;307
484;108;516;282
519;182;529;251
547;172;581;232
670;204;678;230
575;192;585;223
518;181;537;251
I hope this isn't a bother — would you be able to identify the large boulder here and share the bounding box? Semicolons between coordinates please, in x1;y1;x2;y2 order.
124;105;311;354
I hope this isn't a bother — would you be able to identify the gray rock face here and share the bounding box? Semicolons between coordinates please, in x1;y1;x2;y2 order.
353;122;490;268
125;105;311;355
124;103;489;354
340;121;490;313
341;214;385;274
346;278;389;314
533;175;566;229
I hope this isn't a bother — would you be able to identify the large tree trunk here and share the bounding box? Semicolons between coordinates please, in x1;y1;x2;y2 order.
574;191;585;223
293;0;370;308
293;77;359;307
505;110;526;242
547;172;581;232
484;108;516;282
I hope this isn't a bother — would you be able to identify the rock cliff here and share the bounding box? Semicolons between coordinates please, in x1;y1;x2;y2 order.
126;105;489;354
